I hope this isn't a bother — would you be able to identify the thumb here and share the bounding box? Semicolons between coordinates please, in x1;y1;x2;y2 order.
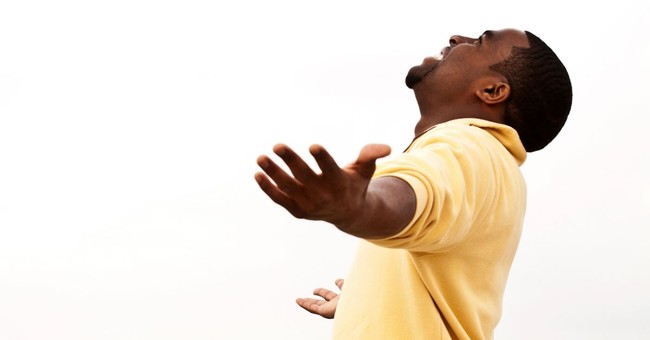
355;144;391;178
335;278;344;290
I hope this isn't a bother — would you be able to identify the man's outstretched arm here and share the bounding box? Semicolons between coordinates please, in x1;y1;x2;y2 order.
254;143;416;239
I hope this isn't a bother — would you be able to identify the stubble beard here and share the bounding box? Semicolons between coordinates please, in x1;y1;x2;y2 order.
405;63;437;89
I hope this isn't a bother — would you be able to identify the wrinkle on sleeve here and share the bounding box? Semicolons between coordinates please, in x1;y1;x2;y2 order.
369;125;497;253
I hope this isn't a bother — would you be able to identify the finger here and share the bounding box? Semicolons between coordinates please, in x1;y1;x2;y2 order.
254;171;293;205
273;144;318;183
335;278;344;290
353;144;392;178
309;144;341;178
295;298;326;314
357;144;392;164
256;154;303;196
254;172;303;216
313;288;338;301
296;298;335;319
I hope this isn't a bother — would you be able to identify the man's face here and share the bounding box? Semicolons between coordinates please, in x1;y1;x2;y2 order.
405;29;529;90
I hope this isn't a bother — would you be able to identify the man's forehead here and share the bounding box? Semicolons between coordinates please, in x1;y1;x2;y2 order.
487;28;529;47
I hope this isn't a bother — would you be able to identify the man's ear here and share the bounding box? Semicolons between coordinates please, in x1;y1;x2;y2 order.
475;82;510;105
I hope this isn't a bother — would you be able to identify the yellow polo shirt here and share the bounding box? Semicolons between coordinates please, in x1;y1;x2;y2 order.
332;118;527;339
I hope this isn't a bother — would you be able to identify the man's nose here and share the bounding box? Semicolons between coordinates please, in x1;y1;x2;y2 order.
449;35;476;46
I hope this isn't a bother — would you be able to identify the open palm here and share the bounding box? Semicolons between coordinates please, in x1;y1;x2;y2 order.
295;279;344;319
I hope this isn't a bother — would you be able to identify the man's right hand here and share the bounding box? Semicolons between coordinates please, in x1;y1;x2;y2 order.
255;143;416;239
295;279;344;319
255;143;390;227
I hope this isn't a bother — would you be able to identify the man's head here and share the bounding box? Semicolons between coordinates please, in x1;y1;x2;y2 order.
406;29;572;152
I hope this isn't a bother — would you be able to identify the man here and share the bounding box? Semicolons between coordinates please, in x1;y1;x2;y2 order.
255;29;572;339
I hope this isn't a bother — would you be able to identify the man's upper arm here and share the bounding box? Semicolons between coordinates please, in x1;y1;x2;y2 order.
368;127;496;252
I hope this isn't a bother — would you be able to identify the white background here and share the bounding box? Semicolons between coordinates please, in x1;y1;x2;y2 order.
1;0;649;339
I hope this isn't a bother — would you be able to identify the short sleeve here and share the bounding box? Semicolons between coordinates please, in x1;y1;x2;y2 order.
369;124;499;253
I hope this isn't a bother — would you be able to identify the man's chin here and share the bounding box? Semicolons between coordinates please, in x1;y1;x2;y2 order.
405;72;421;89
405;64;435;89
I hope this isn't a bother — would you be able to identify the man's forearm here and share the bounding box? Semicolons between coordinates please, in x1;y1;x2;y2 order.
333;176;416;239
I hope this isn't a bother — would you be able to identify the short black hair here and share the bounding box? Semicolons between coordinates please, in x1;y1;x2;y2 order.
489;31;572;152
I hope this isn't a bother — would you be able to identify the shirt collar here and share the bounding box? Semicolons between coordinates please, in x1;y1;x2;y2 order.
407;118;527;166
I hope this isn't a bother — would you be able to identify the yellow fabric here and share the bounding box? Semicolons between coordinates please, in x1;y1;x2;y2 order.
332;118;527;340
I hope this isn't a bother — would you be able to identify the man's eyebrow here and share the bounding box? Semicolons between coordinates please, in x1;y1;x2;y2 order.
479;30;494;44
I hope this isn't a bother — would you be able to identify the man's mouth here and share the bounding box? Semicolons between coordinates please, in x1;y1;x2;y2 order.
432;46;451;61
404;47;448;89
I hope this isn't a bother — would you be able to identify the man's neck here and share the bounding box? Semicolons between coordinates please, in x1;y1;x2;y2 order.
414;110;475;136
414;107;505;137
